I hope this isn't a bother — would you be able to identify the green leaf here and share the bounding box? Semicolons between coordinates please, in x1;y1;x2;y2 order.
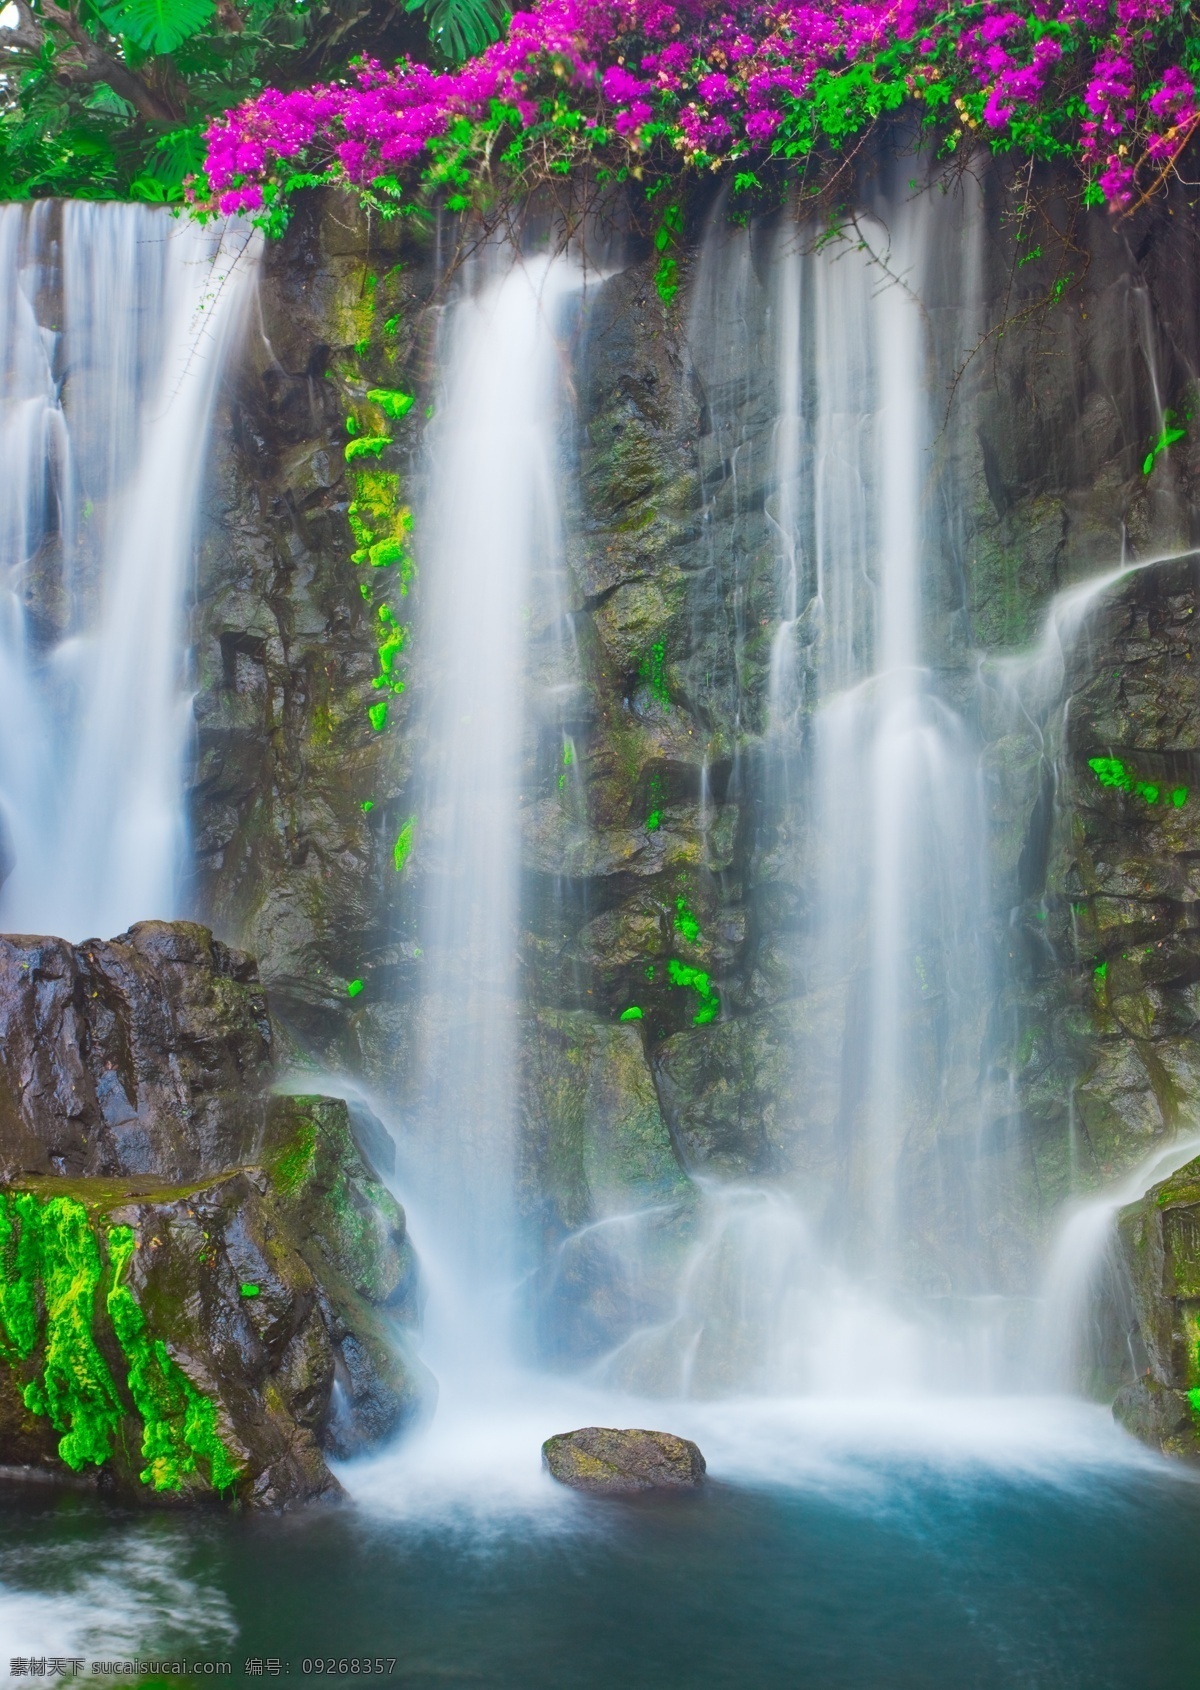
404;0;509;63
102;0;216;55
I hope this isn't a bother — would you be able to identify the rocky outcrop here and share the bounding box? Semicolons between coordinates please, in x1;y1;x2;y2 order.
0;921;271;1182
541;1425;706;1493
0;921;427;1507
1111;1155;1200;1459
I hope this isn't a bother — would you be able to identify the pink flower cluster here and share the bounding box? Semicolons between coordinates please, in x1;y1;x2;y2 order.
200;0;1198;219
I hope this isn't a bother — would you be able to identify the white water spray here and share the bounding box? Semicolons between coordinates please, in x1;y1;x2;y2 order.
399;249;583;1374
0;203;258;941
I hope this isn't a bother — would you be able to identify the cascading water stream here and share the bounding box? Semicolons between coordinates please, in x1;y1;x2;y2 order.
588;186;1004;1400
393;249;583;1384
0;203;258;941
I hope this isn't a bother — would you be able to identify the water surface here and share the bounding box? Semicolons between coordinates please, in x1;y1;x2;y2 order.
3;1398;1196;1689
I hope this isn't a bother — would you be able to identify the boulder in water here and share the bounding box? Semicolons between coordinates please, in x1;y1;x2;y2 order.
542;1426;705;1493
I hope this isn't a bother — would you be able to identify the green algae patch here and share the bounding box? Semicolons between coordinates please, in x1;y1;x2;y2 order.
347;978;365;998
368;702;388;732
239;1282;260;1298
619;1006;643;1021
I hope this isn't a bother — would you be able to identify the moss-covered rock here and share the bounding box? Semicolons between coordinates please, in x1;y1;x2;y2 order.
0;921;430;1507
1112;1155;1200;1459
0;1094;427;1509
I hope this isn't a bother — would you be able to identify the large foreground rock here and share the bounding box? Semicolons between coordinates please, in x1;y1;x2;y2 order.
542;1426;705;1493
1112;1155;1200;1460
0;922;430;1508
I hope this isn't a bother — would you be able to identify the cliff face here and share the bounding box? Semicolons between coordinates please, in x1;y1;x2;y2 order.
188;161;1200;1357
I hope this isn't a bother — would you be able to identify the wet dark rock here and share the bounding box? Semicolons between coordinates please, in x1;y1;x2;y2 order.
0;920;430;1508
0;920;271;1183
541;1426;706;1493
1111;1155;1200;1460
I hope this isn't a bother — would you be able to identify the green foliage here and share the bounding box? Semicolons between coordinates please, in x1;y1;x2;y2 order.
0;0;436;201
619;1005;643;1021
404;0;509;62
102;0;215;55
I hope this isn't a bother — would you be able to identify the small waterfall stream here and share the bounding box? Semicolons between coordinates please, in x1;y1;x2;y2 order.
395;249;584;1385
0;203;257;940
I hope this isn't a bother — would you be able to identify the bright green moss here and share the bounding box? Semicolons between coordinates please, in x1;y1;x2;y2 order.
105;1226;239;1494
26;1197;125;1472
347;978;365;999
274;1119;319;1195
345;435;392;463
0;1191;41;1359
239;1283;260;1298
366;387;415;420
619;1006;643;1021
1143;412;1187;476
674;895;701;944
646;810;662;831
1087;756;1185;807
638;641;670;706
393;816;416;874
667;958;720;1025
368;702;389;731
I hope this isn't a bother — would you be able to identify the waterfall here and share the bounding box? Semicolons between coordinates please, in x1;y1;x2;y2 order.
398;249;583;1373
593;183;1011;1398
0;203;258;941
